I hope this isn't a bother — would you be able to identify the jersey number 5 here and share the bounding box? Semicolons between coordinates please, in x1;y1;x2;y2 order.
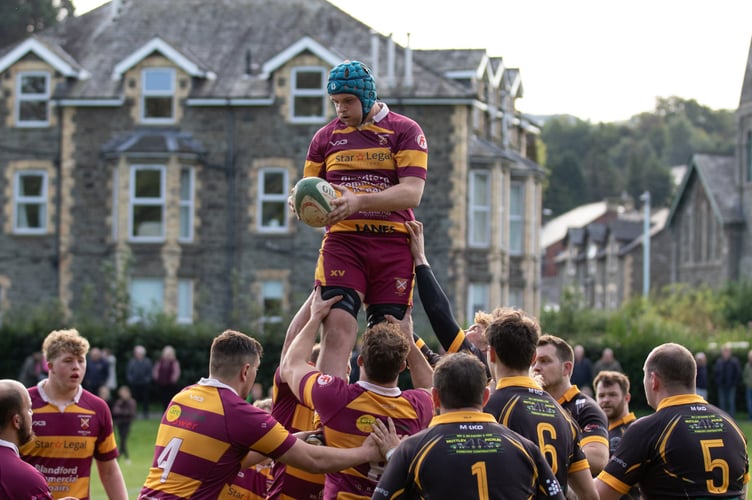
700;439;729;494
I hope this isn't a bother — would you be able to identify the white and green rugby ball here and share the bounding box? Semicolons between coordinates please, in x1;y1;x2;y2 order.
293;177;338;228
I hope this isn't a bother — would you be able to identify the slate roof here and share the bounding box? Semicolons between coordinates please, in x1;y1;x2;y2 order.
5;0;491;102
666;153;743;227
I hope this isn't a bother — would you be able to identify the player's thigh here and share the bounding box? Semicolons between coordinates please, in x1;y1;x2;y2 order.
314;233;367;293
364;236;414;305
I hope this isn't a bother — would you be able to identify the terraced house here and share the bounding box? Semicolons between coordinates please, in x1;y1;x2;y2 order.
0;0;544;328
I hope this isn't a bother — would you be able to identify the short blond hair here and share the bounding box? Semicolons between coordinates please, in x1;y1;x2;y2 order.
42;328;90;362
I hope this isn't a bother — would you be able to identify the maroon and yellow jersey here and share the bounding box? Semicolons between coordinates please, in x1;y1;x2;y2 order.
598;395;749;498
268;368;325;500
373;412;565;500
139;378;297;499
0;444;54;499
299;371;433;499
304;103;428;236
557;386;609;450
484;376;589;491
218;465;273;500
20;383;118;500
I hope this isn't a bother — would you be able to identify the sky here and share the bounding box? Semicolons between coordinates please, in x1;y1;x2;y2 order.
73;0;752;123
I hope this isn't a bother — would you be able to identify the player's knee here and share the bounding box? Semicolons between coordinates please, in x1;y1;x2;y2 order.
321;286;361;320
366;304;407;328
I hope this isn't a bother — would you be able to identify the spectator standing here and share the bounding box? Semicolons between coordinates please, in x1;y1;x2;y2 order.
713;343;741;416
83;346;110;395
18;351;46;388
111;386;137;464
742;349;752;420
694;351;709;399
593;347;623;376
571;344;594;397
126;345;153;418
103;347;117;392
152;345;181;411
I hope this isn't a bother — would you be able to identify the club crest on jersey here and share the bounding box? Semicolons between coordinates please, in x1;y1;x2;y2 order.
79;416;90;430
394;278;408;295
317;374;334;386
356;414;377;433
166;404;182;422
415;134;427;149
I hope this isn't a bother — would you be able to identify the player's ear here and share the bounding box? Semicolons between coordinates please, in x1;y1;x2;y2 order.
481;386;490;407
487;348;496;363
431;387;440;409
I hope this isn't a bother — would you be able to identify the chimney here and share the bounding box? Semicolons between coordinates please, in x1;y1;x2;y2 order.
370;30;380;80
386;34;395;88
404;33;413;88
111;0;122;19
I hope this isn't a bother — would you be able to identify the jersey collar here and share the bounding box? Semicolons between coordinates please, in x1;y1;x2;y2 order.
430;411;497;427
557;385;580;405
0;438;19;457
608;411;636;431
495;375;543;391
656;393;706;411
198;377;238;396
38;380;83;411
356;380;401;397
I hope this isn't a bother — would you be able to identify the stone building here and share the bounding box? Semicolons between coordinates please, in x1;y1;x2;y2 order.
0;0;544;328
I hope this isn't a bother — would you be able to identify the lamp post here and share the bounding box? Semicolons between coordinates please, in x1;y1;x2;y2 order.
640;191;651;297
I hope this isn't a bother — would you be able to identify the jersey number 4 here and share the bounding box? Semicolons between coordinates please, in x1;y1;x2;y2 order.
157;437;184;482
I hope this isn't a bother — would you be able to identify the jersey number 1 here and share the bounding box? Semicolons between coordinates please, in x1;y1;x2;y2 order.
471;461;489;500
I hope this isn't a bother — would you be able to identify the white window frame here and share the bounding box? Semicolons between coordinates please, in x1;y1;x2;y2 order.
129;278;164;323
468;171;491;247
15;71;50;127
257;168;289;233
467;282;489;323
179;167;195;242
141;68;176;124
509;181;525;255
177;279;193;324
13;170;48;234
290;66;327;123
129;165;166;242
261;280;284;324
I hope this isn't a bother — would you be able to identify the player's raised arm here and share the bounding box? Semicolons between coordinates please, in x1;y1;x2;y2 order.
280;288;342;402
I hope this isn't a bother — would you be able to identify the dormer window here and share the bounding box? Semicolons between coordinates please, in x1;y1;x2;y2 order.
290;67;327;123
16;72;50;126
141;68;175;123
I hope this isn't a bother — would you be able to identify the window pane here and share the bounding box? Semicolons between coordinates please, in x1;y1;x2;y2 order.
144;70;173;92
144;97;173;119
472;211;489;244
17;204;43;228
472;175;489;204
294;96;324;117
296;71;323;89
467;283;489;321
177;280;193;323
20;175;43;196
180;169;191;200
262;202;285;227
135;169;162;198
262;281;283;320
133;206;163;236
19;101;48;122
263;171;285;195
130;278;164;317
21;75;47;95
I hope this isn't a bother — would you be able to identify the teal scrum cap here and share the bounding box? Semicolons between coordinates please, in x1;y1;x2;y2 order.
327;60;377;121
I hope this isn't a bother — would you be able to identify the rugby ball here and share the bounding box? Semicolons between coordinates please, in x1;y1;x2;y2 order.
293;177;338;228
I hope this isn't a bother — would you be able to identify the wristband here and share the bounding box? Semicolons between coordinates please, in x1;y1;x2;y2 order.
385;447;397;463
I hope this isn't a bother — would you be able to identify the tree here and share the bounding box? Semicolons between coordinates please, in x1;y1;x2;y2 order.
0;0;74;48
